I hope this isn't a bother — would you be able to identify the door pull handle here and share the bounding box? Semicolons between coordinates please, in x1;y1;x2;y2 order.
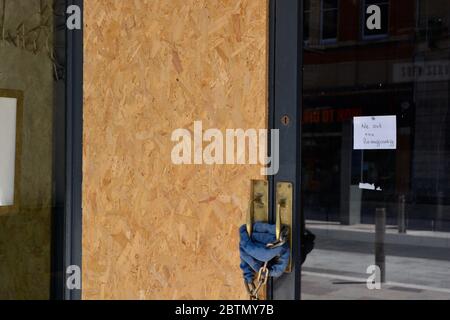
275;182;293;273
246;180;269;237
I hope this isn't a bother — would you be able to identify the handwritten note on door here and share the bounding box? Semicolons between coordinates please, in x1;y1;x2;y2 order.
353;116;397;150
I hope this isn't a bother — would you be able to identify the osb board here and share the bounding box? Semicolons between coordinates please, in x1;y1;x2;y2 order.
83;0;269;299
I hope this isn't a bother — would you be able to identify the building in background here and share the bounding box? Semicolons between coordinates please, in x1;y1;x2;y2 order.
302;0;450;231
301;0;450;300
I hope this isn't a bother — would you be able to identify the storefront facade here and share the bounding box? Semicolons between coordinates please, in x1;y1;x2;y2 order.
0;0;449;300
301;0;450;299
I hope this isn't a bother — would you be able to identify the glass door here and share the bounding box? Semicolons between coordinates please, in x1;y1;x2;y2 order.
301;0;450;299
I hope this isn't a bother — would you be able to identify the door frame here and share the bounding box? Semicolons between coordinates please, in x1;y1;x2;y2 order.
51;0;84;300
268;0;304;300
50;0;302;301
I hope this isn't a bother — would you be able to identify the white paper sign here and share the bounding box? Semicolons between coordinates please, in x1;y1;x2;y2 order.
353;116;397;150
0;97;17;206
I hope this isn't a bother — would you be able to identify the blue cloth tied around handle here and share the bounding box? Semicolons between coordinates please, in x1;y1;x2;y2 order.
239;222;290;283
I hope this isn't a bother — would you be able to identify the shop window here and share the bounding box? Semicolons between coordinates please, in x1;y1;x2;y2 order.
302;0;450;301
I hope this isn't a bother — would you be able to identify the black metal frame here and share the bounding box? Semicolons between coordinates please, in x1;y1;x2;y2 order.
268;0;303;300
51;0;83;300
49;0;300;301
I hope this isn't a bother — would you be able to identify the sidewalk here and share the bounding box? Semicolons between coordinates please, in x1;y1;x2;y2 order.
302;221;450;300
308;220;450;248
302;270;450;300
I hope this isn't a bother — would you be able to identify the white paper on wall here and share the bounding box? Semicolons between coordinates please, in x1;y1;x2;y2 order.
0;97;17;206
353;115;397;150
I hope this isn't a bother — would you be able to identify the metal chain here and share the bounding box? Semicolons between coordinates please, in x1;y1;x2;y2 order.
266;226;288;249
245;261;270;300
244;226;289;300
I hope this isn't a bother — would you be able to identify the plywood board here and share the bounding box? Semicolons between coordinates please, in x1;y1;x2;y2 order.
83;0;269;299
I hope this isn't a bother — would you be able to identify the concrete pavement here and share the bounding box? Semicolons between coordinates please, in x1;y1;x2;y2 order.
301;221;450;299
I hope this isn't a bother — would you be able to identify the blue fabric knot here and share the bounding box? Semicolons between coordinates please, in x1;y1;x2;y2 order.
239;222;290;283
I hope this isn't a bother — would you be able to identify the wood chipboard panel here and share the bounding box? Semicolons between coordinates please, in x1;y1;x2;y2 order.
83;0;268;299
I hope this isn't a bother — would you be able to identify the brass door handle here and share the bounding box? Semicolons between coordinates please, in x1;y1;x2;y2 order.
246;195;263;236
275;199;288;241
246;180;269;237
245;181;292;273
276;182;293;272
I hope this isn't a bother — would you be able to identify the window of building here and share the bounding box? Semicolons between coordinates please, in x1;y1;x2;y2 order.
302;0;450;301
321;0;339;43
363;0;389;39
304;0;311;42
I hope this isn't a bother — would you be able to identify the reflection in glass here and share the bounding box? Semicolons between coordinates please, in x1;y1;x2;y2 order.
321;0;339;41
0;0;64;300
302;0;450;300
